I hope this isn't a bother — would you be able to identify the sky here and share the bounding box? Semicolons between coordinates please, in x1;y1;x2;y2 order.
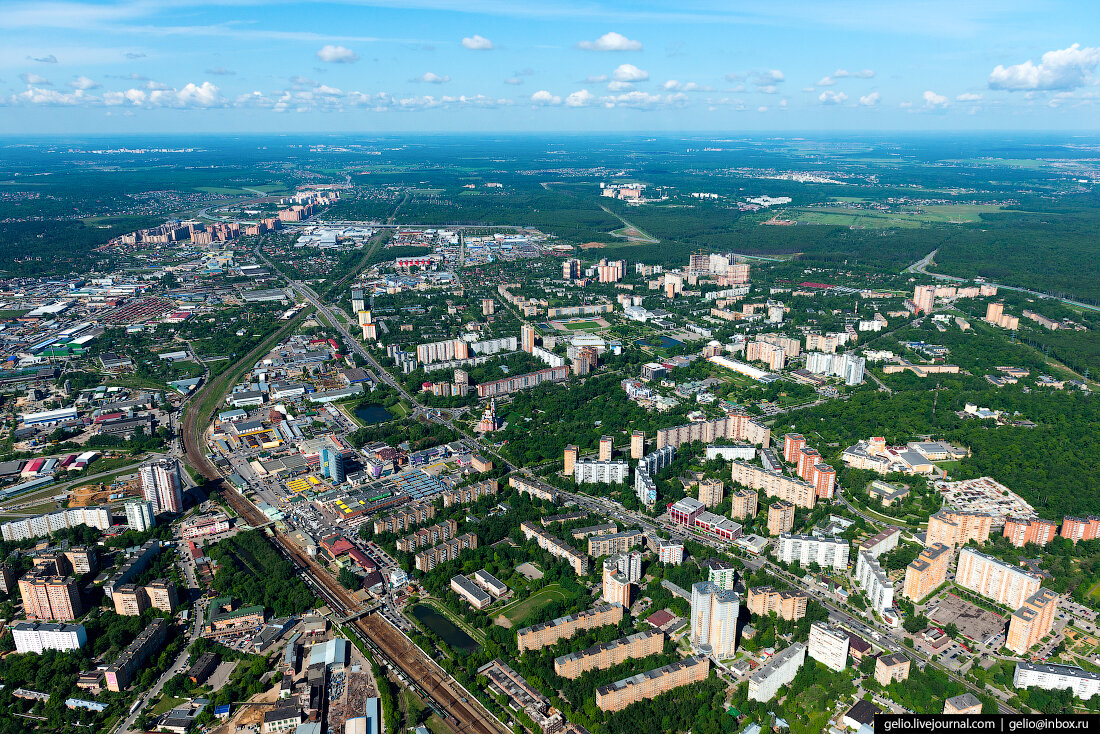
0;0;1098;134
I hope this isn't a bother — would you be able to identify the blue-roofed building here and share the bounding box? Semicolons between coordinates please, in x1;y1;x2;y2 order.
214;704;232;719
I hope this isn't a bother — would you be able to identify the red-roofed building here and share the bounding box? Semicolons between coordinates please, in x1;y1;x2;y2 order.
647;609;675;629
93;412;125;424
347;547;375;570
320;535;354;561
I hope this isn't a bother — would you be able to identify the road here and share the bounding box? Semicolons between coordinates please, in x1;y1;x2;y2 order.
907;248;1100;313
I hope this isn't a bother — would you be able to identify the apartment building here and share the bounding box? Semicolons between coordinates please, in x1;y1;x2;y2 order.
520;522;588;575
635;468;657;508
563;446;578;476
808;622;849;672
139;458;183;514
1060;516;1100;544
1007;588;1060;655
747;586;808;621
730;461;816;509
12;622;87;654
516;603;624;653
19;568;83;621
630;431;645;460
655;413;771;451
105;618;167;691
748;642;806;702
767;500;795;536
588;529;643;557
704;559;737;590
731;488;759;520
1003;516;1058;548
640;445;676;476
956;547;1042;609
775;534;850;572
373;503;435;534
510;475;560;504
874;653;911;686
943;694;983;715
413;533;478;572
595;656;710;712
698;479;725;507
441;479;499;508
113;584;149;616
861;528;901;559
1013;662;1100;700
574;460;630;485
657;539;685;565
903;544;952;602
477;366;569;398
855;550;895;615
926;510;993;548
396;519;458;553
690;582;740;659
554;629;664;679
602;565;632;609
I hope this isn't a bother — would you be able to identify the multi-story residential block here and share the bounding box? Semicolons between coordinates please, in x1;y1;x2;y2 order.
574;460;630;484
690;582;740;659
656;413;771;451
730;488;759;520
1007;588;1060;655
767;500;795;536
563;446;578;476
657;539;684;565
113;584;149;616
782;433;806;465
640;445;675;476
64;547;97;575
588;529;644;557
903;544;952;601
516;603;624;652
451;575;491;610
602;563;632;609
397;520;458;553
554;629;664;679
875;653;911;686
520;522;588;575
615;550;644;583
630;431;645;460
105;618;167;691
1003;516;1058;548
0;563;14;594
599;436;613;462
11;622;87;654
125;500;156;532
861;528;901;559
635;468;657;508
748;642;806;702
747;586;808;621
1013;662;1100;700
776;534;850;572
595;656;710;712
956;547;1042;609
19;568;83;621
373;503;436;534
1;506;113;543
926;510;993;548
441;479;499;508
477;366;569;398
855;549;894;615
704;559;737;590
698;479;725;507
413;533;478;572
145;579;177;612
140;458;184;514
1060;516;1100;544
730;462;816;509
943;693;983;714
808;622;850;671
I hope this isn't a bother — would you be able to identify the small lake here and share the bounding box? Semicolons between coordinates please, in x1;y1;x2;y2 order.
635;336;683;349
409;604;479;653
354;404;393;425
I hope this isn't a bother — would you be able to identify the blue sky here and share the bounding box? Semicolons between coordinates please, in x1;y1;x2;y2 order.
1;0;1098;133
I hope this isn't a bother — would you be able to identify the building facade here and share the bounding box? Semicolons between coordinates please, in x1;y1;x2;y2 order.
956;547;1042;609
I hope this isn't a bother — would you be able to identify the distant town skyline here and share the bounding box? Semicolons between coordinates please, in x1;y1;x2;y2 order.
1;0;1097;133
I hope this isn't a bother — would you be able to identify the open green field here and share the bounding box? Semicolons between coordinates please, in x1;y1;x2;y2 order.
1087;580;1100;602
561;319;604;330
497;583;566;626
787;204;1009;228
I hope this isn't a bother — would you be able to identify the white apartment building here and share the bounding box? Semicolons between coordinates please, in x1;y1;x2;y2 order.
1013;662;1100;700
140;458;183;514
690;582;740;660
855;549;895;615
12;622;87;654
748;642;806;702
1;506;112;542
776;534;850;572
956;547;1042;609
616;551;643;583
574;460;630;484
808;622;849;672
125;500;156;532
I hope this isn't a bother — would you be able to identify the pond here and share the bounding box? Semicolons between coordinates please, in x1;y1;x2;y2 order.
409;604;479;653
353;404;393;425
635;336;683;349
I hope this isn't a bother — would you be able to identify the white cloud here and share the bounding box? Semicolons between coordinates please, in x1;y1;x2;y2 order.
923;90;949;108
174;81;222;107
416;72;451;84
859;92;880;106
461;35;493;50
530;89;560;105
607;81;634;92
758;85;778;94
504;77;523;85
316;44;359;63
778;98;788;108
605;90;688;109
819;90;848;105
663;80;710;92
724;72;746;82
28;54;58;64
989;44;1100;91
754;69;784;85
565;89;595;107
68;75;99;90
833;69;875;79
956;92;982;102
577;32;642;52
612;64;648;82
585;74;608;83
20;72;51;85
757;106;768;112
817;76;836;86
315;85;343;96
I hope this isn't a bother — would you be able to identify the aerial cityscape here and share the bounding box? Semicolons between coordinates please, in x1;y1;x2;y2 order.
0;2;1099;734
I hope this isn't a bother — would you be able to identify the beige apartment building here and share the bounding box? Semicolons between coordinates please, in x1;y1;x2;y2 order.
554;629;664;679
730;488;759;519
925;510;992;548
874;653;911;686
1006;588;1059;655
730;461;816;509
516;603;624;653
595;655;710;712
698;479;725;507
955;547;1041;609
903;544;952;602
767;500;796;536
747;586;808;621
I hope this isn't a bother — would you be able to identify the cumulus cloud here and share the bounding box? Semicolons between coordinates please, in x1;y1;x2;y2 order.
607;81;634;92
69;76;100;90
612;64;648;82
606;90;688;109
462;35;493;50
585;74;608;83
956;92;982;101
817;76;837;86
923;90;949;108
20;73;51;85
989;44;1100;91
819;90;848;105
834;69;875;79
753;69;784;85
663;80;711;92
316;45;359;63
577;32;642;52
173;82;223;107
565;89;595;107
859;92;880;106
206;67;235;76
29;54;58;64
758;85;779;94
416;72;451;84
530;89;560;105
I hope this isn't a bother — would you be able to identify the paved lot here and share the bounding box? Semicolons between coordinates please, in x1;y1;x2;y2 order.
927;593;1006;644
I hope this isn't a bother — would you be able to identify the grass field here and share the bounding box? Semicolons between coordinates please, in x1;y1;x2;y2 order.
1087;579;1100;602
561;319;603;330
497;583;566;626
787;204;1009;228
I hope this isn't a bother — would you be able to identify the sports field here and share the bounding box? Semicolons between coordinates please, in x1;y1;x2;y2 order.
497;583;566;626
549;317;609;331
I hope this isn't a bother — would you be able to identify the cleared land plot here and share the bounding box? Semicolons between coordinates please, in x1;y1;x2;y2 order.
787;204;1009;228
496;583;566;627
927;593;1006;643
515;562;543;580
